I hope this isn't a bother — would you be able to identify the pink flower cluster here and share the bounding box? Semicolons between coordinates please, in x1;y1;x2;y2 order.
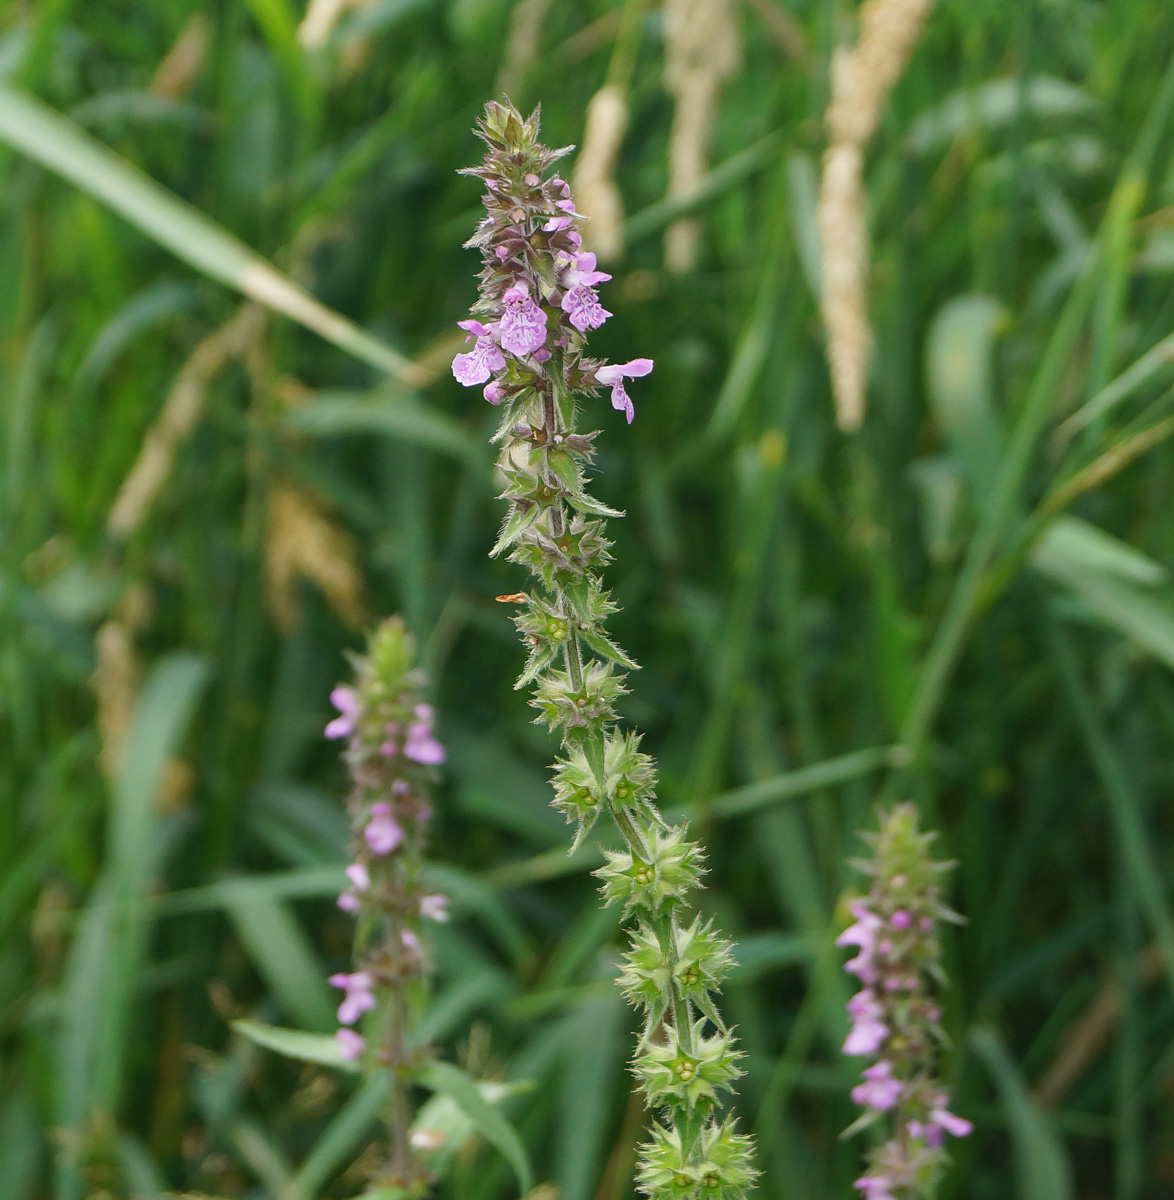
836;806;972;1200
451;159;653;425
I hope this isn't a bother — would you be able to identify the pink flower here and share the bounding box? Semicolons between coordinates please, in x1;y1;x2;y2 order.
404;722;446;765
929;1104;973;1142
337;862;369;912
560;252;612;331
365;803;404;855
483;381;507;405
844;989;889;1056
837;901;882;983
420;894;449;922
890;910;911;930
325;686;359;739
594;358;653;424
401;928;420;951
336;1028;365;1061
498;284;548;356
851;1061;903;1111
328;971;376;1025
452;319;505;386
854;1175;896;1200
544;197;576;232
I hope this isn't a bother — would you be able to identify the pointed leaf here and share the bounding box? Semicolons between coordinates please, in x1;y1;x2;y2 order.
232;1020;358;1072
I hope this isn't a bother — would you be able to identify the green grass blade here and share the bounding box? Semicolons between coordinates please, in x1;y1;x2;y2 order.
969;1025;1074;1200
56;652;208;1200
0;83;413;378
224;888;336;1032
1046;617;1174;996
284;1076;389;1200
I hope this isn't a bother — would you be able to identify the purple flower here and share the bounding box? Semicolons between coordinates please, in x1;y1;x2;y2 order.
837;901;882;983
337;892;359;912
401;928;420;951
854;1176;896;1200
844;989;889;1056
851;1061;903;1112
329;971;376;1025
544;198;577;233
483;381;507;405
452;319;506;386
594;358;653;424
404;722;446;765
325;686;359;739
346;862;370;891
365;802;404;855
928;1104;973;1142
420;893;450;922
561;252;613;331
336;1028;366;1061
498;284;548;356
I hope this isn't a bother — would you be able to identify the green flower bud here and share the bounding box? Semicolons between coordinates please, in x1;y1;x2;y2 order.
633;1021;743;1111
530;660;628;731
637;1120;758;1200
619;916;735;1030
596;826;705;915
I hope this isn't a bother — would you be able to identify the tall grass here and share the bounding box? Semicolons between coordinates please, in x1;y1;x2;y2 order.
2;1;1174;1198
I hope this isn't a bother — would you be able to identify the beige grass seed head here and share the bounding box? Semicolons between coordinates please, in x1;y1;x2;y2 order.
572;83;630;262
662;0;740;274
818;0;934;431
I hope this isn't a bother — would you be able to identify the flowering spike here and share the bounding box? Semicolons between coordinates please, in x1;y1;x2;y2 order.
457;100;754;1200
325;617;447;1193
838;803;971;1200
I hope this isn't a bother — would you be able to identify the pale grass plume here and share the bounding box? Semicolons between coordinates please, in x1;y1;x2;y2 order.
93;592;144;782
150;12;209;99
92;582;193;811
298;0;378;49
819;0;934;431
571;82;630;262
107;305;263;539
264;476;366;633
496;0;554;101
662;0;740;274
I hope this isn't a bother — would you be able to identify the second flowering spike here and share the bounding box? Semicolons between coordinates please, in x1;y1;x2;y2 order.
837;803;972;1200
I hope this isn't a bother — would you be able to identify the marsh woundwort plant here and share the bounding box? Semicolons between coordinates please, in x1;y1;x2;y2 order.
452;100;757;1200
838;804;971;1200
324;617;449;1192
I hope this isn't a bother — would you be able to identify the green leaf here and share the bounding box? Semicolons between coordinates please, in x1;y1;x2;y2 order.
907;76;1097;155
565;491;623;519
231;1019;358;1072
415;1061;533;1196
0;83;412;377
970;1025;1074;1200
1032;515;1166;587
491;503;543;557
224;890;336;1031
925;294;1005;506
284;389;482;464
0;1088;40;1200
242;0;317;121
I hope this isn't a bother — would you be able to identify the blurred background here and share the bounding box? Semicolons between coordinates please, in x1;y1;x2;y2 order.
4;0;1174;1197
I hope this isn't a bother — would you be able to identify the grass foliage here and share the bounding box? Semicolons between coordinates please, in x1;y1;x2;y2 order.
3;0;1174;1197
